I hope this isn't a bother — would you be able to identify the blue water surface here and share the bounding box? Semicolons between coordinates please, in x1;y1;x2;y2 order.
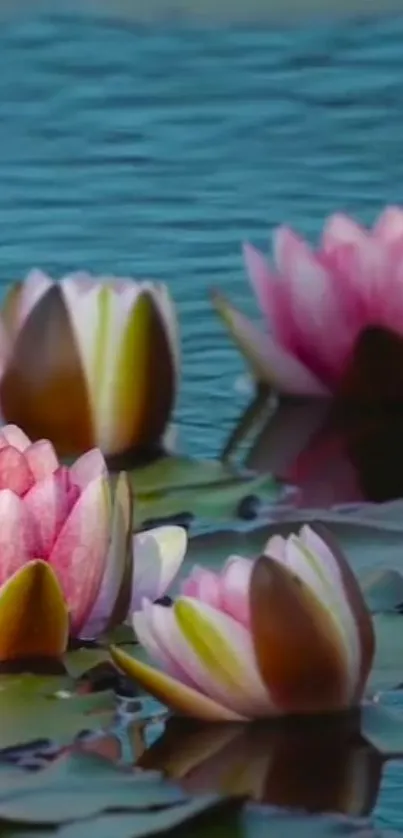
1;10;403;833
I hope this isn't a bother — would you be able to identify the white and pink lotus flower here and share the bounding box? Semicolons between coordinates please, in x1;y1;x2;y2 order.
212;206;403;397
0;424;186;663
111;525;374;721
0;269;179;458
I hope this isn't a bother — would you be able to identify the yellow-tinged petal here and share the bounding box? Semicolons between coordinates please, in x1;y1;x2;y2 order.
109;645;246;722
174;598;271;717
0;560;69;661
2;282;23;335
60;282;176;455
0;284;94;456
111;289;176;452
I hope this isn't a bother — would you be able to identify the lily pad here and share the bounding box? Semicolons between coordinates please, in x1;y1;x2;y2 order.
242;806;370;838
63;648;111;680
56;795;238;838
135;475;276;529
128;454;278;528
130;456;243;495
360;702;403;756
0;749;230;829
0;675;114;751
369;614;403;694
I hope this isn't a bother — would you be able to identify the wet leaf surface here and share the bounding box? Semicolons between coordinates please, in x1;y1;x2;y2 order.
0;676;114;751
56;795;238;838
127;454;278;529
0;751;239;838
0;751;188;823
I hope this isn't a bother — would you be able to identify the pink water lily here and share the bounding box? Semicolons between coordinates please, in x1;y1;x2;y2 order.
111;525;374;721
0;424;187;661
0;423;135;661
212;206;403;397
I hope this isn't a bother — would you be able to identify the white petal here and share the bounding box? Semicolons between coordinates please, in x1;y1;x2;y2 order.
18;269;54;329
283;529;361;699
80;472;131;638
60;278;140;451
131;525;187;611
70;448;108;491
0;425;31;452
133;601;198;686
143;597;272;717
264;534;287;563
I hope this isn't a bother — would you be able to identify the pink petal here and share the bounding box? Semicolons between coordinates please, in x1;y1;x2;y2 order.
321;213;368;252
220;556;252;627
48;475;110;635
181;566;222;610
23;473;72;558
212;292;328;396
0;447;35;497
0;490;34;586
70;448;107;491
373;206;403;243
181;566;205;598
53;467;81;512
0;425;31;452
274;227;349;384
24;440;59;482
243;243;278;323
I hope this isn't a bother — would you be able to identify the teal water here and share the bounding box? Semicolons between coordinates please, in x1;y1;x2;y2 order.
2;11;403;834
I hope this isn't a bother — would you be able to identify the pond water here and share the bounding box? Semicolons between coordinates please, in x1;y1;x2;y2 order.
1;9;403;836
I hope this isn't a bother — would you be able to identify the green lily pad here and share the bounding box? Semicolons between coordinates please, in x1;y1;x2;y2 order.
0;675;114;750
0;750;229;828
369;613;403;694
130;456;243;495
360;702;403;756
127;454;278;528
135;475;276;528
63;648;111;679
360;567;403;613
56;795;238;838
242;807;362;838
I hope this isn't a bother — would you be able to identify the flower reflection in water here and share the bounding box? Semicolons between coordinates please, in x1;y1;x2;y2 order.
137;711;383;817
222;389;403;508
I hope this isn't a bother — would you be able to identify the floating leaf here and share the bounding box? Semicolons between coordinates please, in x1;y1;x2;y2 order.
63;648;111;680
0;749;233;830
0;675;114;750
360;702;403;756
183;523;403;592
130;456;242;495
241;806;370;838
368;614;403;694
126;454;278;528
361;568;403;613
56;795;238;838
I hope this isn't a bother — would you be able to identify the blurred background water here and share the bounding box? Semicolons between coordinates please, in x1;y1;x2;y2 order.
2;13;403;464
2;9;403;833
